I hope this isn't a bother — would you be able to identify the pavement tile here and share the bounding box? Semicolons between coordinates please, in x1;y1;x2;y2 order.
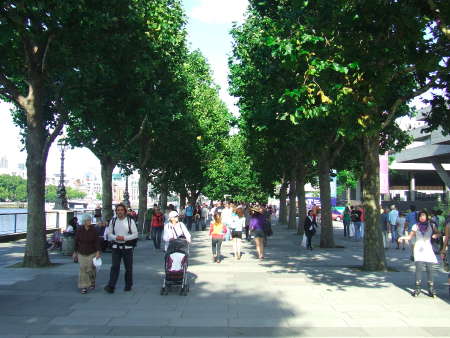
361;327;432;337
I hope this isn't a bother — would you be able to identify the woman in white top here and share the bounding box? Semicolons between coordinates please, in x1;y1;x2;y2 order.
398;210;441;297
230;206;246;260
163;211;191;251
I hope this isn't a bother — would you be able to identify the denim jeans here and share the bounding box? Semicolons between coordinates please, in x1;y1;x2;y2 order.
212;238;223;257
391;224;399;243
343;220;350;237
415;261;434;285
151;226;163;249
185;216;193;231
353;222;362;240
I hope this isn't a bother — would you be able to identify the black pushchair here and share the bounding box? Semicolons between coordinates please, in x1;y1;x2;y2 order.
161;238;190;296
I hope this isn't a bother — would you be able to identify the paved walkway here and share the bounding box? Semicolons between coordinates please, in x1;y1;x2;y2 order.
0;221;449;338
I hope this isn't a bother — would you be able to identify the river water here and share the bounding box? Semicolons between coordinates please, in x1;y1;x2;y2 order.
0;208;66;235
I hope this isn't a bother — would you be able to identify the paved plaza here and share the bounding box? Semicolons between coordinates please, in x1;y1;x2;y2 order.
0;222;449;338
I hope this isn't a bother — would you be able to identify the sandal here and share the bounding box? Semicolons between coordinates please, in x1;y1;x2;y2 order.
80;288;88;294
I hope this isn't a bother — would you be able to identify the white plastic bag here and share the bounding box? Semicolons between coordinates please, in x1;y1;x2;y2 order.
92;257;102;271
301;235;307;248
349;223;355;237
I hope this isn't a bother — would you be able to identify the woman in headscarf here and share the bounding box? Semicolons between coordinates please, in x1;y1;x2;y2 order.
398;210;441;297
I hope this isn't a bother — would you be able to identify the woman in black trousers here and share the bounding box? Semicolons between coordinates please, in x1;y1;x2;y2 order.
304;210;317;250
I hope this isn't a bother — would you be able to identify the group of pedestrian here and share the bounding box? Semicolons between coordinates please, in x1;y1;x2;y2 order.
207;203;271;262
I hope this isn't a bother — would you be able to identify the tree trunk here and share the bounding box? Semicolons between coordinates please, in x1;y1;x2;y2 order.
23;99;50;267
179;190;187;211
362;134;387;271
297;165;307;235
188;190;199;206
319;153;335;248
278;178;288;225
137;170;149;234
159;180;169;212
100;156;115;222
288;171;297;230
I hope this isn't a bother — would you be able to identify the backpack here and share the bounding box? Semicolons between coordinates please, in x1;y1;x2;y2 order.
112;216;138;247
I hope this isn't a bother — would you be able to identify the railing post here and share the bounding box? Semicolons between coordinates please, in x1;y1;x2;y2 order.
56;212;60;229
14;214;17;233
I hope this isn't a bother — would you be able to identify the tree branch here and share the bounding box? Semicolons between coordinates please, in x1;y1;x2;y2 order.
41;34;55;73
0;71;24;106
124;115;149;148
382;74;441;129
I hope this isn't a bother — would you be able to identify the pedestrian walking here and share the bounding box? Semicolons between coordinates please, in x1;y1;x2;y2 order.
343;206;351;237
304;210;317;250
163;211;191;252
388;205;400;249
104;203;138;293
250;206;266;259
230;206;245;260
193;204;201;231
184;203;194;231
151;207;164;249
145;204;157;240
200;204;209;231
380;208;389;249
442;217;450;297
397;212;407;250
351;206;363;241
209;211;227;263
398;210;441;297
73;214;101;294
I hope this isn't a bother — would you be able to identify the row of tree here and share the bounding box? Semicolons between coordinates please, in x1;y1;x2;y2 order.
1;1;264;267
229;0;449;270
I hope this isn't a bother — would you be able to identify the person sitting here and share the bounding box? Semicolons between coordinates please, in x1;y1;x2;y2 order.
48;228;63;251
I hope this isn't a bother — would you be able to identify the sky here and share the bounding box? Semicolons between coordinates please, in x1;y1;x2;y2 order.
0;0;249;178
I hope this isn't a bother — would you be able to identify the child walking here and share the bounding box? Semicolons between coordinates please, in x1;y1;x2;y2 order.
209;212;227;263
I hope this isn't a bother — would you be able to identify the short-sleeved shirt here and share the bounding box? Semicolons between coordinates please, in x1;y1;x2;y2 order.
185;206;194;217
388;210;399;226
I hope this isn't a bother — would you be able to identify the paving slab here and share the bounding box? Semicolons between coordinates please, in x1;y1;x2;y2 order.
0;221;448;337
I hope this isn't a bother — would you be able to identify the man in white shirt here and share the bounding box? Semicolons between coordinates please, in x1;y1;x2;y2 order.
104;203;138;293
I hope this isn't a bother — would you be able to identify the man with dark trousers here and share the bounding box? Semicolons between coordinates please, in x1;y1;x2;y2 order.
104;203;138;293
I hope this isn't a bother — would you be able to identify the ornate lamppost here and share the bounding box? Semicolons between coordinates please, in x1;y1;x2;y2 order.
122;175;131;208
54;141;69;210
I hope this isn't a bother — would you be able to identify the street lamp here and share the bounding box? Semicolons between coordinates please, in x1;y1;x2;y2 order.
54;141;69;210
122;175;131;208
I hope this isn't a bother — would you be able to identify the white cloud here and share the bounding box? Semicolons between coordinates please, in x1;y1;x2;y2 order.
189;0;248;25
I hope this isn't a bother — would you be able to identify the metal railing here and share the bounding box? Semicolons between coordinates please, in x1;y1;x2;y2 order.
0;211;61;235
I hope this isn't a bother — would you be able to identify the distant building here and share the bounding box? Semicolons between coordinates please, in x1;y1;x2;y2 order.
0;156;8;169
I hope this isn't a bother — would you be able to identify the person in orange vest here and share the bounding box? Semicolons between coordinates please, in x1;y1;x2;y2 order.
209;211;228;263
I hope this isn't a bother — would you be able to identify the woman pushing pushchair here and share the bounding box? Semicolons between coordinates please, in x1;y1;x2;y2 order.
161;211;192;295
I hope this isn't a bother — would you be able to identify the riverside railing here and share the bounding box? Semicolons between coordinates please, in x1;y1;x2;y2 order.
0;211;81;235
